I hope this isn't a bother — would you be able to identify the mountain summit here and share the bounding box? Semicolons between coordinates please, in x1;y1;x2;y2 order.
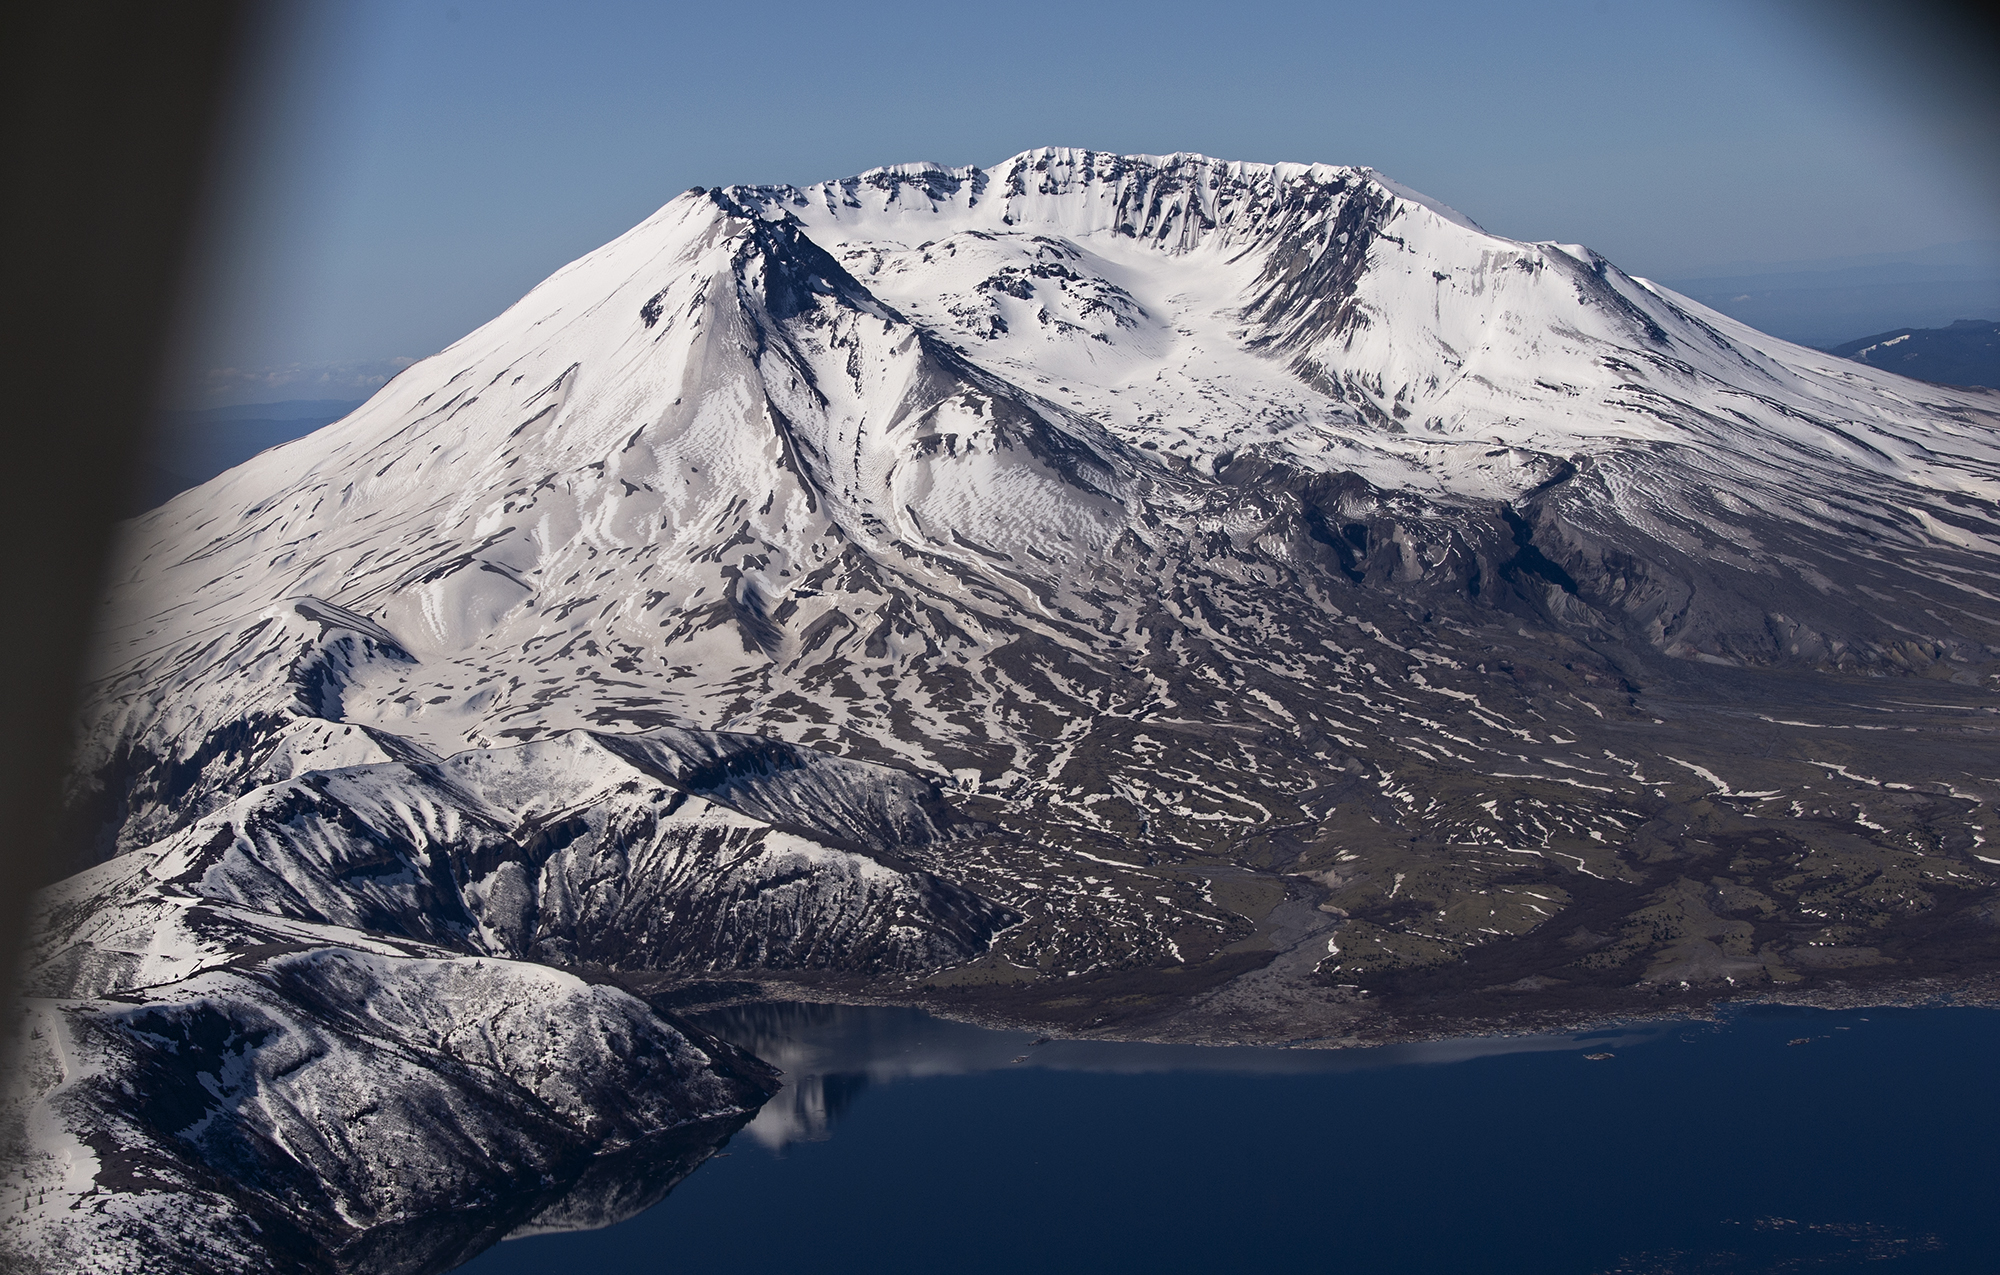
15;149;2000;1273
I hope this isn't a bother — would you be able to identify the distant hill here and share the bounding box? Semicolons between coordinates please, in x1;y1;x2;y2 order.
1825;318;2000;389
130;398;361;514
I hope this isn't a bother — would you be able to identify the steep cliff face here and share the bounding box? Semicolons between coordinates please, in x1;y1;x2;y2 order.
18;148;2000;1273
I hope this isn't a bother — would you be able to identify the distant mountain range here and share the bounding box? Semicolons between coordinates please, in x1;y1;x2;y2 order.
21;149;2000;1274
1825;317;1999;389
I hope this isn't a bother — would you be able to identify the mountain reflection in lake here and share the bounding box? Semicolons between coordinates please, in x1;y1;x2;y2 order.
454;1002;2000;1274
703;1000;1670;1150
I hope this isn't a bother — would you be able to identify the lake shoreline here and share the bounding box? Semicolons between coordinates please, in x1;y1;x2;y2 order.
620;963;2000;1052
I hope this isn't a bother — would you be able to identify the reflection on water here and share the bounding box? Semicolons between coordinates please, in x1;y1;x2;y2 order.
497;1119;745;1242
326;1116;751;1275
693;1000;1679;1150
456;1003;2000;1274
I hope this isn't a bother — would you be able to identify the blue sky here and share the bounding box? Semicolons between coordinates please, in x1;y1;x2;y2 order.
170;0;1999;407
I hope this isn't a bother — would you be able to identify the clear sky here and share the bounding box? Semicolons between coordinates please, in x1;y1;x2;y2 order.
169;0;2000;407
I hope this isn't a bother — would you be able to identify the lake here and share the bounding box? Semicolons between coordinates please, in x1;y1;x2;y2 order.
454;1001;1999;1273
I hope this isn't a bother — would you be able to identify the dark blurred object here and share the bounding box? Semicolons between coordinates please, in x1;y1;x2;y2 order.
1788;0;2000;205
134;399;360;515
0;5;250;1029
1826;318;2000;389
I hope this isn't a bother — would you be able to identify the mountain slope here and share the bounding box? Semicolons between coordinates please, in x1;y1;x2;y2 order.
18;147;2000;1272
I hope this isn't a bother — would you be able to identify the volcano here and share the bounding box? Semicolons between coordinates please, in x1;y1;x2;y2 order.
13;148;2000;1273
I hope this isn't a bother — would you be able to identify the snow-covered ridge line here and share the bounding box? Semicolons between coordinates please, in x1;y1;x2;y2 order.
718;146;1481;255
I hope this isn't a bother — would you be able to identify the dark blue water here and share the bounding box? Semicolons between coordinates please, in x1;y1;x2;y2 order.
456;1003;1999;1273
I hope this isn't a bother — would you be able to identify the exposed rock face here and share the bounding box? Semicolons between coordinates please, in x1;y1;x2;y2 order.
16;147;2000;1271
39;726;1009;983
4;919;777;1275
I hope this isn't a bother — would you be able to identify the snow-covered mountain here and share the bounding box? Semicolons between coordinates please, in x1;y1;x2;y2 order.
16;149;2000;1273
75;151;2000;846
